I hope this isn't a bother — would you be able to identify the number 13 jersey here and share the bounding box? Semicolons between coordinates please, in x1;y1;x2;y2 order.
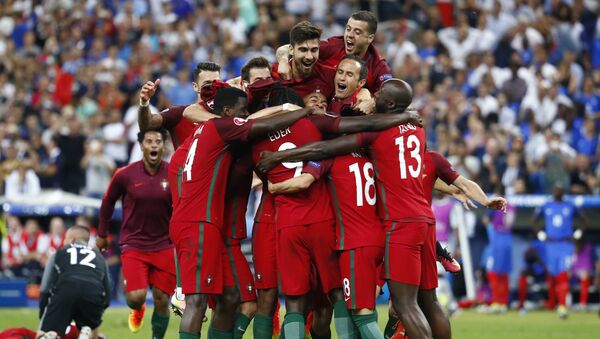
356;124;435;224
251;115;340;229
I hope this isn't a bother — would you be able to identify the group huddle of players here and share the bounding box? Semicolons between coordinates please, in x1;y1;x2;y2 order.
85;11;509;339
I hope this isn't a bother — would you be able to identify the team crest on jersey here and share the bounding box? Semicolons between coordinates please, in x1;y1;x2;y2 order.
206;99;215;110
160;179;169;191
233;117;248;126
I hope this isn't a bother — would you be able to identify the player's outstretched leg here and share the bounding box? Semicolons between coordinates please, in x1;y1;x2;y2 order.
254;288;279;339
151;288;171;339
388;280;432;339
180;293;209;339
126;289;147;333
417;289;451;339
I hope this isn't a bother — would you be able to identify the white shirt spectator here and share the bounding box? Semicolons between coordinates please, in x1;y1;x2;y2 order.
102;120;128;164
220;16;247;45
5;168;41;198
468;65;511;89
123;103;159;163
438;26;478;69
386;36;419;70
487;10;517;39
511;26;544;51
521;89;558;128
475;95;500;117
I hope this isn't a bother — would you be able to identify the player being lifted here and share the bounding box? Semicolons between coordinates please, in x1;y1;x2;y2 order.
277;11;392;94
259;79;436;339
170;87;313;339
97;129;174;338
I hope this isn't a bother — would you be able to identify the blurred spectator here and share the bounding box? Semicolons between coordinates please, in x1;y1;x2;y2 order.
166;69;197;106
56;117;85;194
40;216;65;266
81;139;116;199
1;215;26;277
102;109;128;167
4;158;41;199
21;218;47;284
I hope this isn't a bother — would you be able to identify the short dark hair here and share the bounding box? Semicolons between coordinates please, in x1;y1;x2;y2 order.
213;87;248;114
340;54;368;81
137;128;168;143
194;62;221;78
241;57;271;82
268;86;305;107
289;21;322;46
350;11;378;35
68;225;91;242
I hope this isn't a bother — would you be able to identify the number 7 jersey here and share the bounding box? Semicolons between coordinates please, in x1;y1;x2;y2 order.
356;124;435;223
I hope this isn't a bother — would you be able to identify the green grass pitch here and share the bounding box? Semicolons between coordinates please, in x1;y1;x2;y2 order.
0;306;598;338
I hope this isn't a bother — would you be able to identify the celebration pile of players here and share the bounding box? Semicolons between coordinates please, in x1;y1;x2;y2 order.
33;10;589;339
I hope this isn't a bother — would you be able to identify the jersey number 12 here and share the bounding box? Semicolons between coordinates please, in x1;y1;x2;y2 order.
66;247;97;268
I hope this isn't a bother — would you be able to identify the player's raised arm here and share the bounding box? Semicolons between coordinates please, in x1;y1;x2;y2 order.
337;110;422;134
258;133;364;173
434;178;477;210
182;103;220;122
247;107;313;140
275;44;292;80
138;79;164;130
451;176;507;212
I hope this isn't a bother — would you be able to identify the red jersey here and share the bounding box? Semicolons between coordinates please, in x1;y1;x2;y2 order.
223;149;253;239
422;150;460;204
309;153;384;250
271;61;337;99
168;127;198;208
99;161;173;252
251;115;341;228
253;189;276;224
356;123;435;224
329;90;360;116
318;36;392;93
160;105;196;148
171;117;255;229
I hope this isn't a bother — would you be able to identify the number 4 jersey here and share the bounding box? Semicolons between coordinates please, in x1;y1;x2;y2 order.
251;115;341;228
171;117;255;229
356;124;435;224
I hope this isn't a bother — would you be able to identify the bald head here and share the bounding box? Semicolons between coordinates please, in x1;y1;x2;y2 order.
375;79;413;114
65;225;91;244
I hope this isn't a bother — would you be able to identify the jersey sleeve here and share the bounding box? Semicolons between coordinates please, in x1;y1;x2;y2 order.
302;159;333;181
212;117;256;142
160;106;186;129
431;151;460;185
372;60;393;92
98;170;126;237
355;131;379;148
39;253;57;317
308;115;341;135
319;37;341;61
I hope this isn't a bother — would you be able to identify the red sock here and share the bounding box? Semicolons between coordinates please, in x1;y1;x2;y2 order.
546;276;556;310
273;299;281;336
518;275;528;309
580;276;590;306
555;272;569;307
498;274;510;306
487;272;499;304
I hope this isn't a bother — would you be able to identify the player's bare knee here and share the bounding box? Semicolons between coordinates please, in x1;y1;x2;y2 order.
185;293;208;309
240;301;257;318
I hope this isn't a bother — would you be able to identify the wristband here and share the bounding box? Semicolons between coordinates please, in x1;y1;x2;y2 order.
140;98;149;107
283;103;290;111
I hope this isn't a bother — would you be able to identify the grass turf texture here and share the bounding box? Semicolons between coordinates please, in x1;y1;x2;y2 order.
0;307;598;338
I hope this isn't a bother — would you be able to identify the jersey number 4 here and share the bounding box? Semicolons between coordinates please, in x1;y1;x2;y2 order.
348;162;376;206
395;135;422;179
66;247;97;268
183;139;199;181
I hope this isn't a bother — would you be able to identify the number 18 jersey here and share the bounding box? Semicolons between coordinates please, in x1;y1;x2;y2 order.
251;115;340;228
356;124;435;224
315;153;384;250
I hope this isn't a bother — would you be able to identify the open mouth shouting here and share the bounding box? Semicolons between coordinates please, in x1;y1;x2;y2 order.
336;81;349;98
148;150;160;162
345;39;355;54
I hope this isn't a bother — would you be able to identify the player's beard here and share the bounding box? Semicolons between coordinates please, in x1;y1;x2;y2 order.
294;58;315;78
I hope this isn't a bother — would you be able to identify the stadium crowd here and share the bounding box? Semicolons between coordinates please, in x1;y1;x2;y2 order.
0;0;599;337
0;1;598;198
